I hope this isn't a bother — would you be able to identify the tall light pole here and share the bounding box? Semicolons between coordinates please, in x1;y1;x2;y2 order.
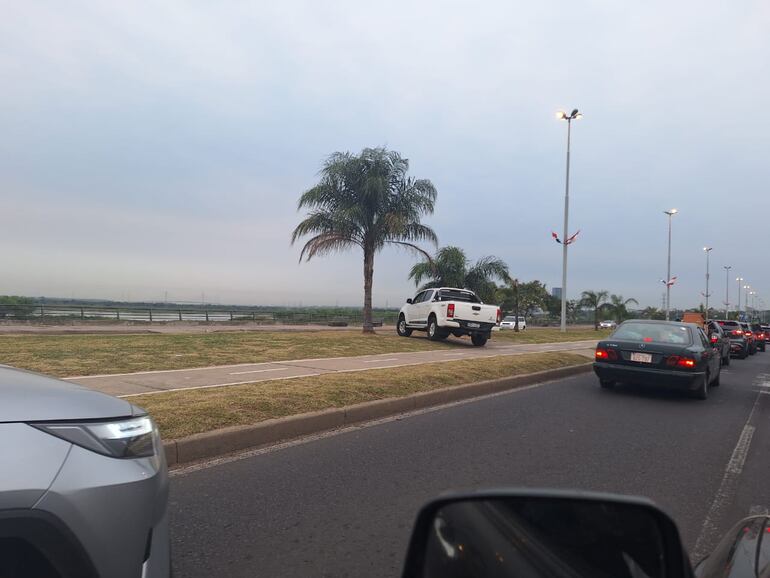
664;209;678;320
736;277;744;318
723;265;731;319
556;108;582;333
743;284;750;320
703;247;712;320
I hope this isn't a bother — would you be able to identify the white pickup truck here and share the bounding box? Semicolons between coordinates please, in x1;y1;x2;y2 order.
397;287;501;346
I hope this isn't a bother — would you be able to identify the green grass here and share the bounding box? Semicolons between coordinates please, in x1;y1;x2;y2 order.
131;352;590;440
494;327;610;343
0;327;604;377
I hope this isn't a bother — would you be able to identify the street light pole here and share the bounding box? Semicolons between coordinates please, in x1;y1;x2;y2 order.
736;277;743;319
744;285;750;320
664;209;678;320
703;247;712;321
556;108;582;333
723;266;731;319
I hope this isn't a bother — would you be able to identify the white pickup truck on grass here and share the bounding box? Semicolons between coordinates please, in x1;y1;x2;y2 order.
397;287;501;346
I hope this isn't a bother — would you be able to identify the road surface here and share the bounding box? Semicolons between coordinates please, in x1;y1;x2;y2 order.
168;353;770;576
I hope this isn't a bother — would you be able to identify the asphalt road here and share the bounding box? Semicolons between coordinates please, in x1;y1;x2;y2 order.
169;352;770;577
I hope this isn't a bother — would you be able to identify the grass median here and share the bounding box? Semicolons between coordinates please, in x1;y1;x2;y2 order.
130;351;591;440
493;327;610;343
0;328;601;377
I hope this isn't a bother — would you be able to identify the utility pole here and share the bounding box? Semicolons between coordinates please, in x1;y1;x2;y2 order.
723;266;731;319
703;247;712;321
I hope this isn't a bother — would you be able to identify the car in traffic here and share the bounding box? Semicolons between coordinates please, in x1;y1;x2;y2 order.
0;365;170;578
739;322;758;354
706;320;730;366
750;323;767;352
593;319;721;399
762;325;770;344
599;320;617;329
398;287;501;346
499;315;526;330
716;320;751;358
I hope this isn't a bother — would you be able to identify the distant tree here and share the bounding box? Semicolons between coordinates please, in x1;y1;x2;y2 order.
292;147;437;333
603;294;639;323
408;246;508;303
640;306;664;320
0;296;36;319
580;290;609;330
517;281;550;318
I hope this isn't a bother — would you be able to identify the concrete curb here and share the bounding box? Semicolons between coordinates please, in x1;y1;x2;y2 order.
163;362;593;468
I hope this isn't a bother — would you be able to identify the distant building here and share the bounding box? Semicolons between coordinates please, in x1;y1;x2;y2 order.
552;287;562;300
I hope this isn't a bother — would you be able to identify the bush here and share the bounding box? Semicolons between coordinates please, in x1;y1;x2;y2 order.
0;296;36;319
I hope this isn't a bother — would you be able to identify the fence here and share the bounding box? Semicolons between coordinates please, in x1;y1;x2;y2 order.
0;304;400;326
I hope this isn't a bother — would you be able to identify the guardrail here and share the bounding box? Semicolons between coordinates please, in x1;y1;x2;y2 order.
0;304;400;326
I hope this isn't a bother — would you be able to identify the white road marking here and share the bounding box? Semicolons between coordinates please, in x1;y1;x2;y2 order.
362;358;399;363
443;352;469;356
691;377;765;562
229;368;289;376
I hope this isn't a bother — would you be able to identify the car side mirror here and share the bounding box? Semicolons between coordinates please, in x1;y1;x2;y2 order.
402;490;692;578
406;298;413;304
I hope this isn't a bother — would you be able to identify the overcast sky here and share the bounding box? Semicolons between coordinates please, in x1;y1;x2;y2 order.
1;1;769;309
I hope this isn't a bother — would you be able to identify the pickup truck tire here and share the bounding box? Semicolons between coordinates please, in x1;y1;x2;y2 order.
471;334;488;347
397;315;412;337
427;316;446;341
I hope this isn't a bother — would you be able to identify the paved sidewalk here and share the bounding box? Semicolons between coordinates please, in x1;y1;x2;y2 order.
66;340;599;397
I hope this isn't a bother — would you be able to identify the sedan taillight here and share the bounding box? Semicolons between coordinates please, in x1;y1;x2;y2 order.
595;348;618;361
666;355;696;368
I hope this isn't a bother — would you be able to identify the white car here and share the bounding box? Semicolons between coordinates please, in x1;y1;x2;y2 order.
599;320;617;329
499;316;526;330
397;287;501;346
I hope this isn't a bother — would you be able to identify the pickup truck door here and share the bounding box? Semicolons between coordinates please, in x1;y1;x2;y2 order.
406;290;429;326
412;290;434;326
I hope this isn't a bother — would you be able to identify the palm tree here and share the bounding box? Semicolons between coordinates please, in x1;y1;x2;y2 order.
408;246;509;303
580;290;609;330
603;294;639;323
292;148;438;333
640;306;662;320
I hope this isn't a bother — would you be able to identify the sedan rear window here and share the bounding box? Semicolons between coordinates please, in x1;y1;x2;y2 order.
612;322;693;345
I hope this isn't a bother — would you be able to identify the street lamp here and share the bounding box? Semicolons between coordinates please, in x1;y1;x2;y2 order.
556;108;582;333
664;209;678;320
723;265;731;319
743;284;750;320
750;291;757;319
702;247;712;321
736;278;744;318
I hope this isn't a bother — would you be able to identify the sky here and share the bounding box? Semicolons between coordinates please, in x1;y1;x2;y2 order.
1;1;769;309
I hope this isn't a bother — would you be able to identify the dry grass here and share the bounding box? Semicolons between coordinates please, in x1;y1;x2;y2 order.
0;328;600;377
131;352;590;440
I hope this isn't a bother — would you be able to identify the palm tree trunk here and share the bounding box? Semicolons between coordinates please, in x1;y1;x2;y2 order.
514;280;520;332
363;248;375;334
594;306;599;330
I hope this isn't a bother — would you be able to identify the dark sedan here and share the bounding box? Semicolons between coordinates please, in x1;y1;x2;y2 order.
706;320;730;366
593;320;721;399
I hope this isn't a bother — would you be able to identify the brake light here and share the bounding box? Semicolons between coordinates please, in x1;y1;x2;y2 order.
595;348;618;361
667;355;696;368
710;335;718;344
496;308;502;324
447;303;455;319
733;330;743;337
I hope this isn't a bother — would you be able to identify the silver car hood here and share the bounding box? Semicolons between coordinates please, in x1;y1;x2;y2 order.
0;365;135;422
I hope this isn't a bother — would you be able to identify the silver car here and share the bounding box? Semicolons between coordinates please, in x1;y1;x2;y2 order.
0;365;170;578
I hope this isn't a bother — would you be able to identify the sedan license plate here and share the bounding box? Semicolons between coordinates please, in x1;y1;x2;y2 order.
630;352;652;363
467;322;480;328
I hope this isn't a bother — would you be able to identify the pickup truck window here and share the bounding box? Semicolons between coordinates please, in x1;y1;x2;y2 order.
413;291;428;303
436;289;480;303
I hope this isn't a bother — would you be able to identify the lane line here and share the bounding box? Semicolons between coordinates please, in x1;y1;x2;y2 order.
362;358;399;363
691;380;764;562
229;368;289;376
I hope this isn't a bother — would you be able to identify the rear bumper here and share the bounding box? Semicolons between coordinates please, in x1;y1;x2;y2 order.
442;319;495;334
593;362;703;390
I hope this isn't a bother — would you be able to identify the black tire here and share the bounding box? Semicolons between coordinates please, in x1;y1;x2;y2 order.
396;315;412;337
692;372;709;400
427;316;443;341
740;347;749;359
712;368;721;387
471;334;488;347
599;379;615;389
722;353;730;367
761;344;766;352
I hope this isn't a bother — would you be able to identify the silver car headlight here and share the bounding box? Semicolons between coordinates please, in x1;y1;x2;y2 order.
31;415;159;459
